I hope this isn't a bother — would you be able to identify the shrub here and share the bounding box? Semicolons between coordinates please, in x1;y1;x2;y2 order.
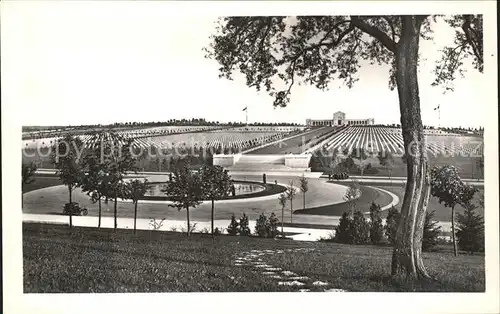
238;213;251;236
369;202;385;244
334;212;353;244
385;206;400;245
351;211;370;244
456;203;485;254
214;227;222;236
254;213;269;238
422;210;442;252
226;214;239;236
268;213;279;238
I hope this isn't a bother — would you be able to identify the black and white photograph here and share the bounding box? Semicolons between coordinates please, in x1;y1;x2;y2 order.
2;1;499;314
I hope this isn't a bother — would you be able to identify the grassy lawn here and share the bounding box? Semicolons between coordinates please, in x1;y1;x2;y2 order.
23;223;484;293
293;184;393;217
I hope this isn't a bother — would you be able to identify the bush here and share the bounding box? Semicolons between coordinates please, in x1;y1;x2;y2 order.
456;203;485;254
214;227;222;236
226;214;239;236
238;213;251;236
268;213;279;238
254;213;269;238
369;202;385;244
334;212;353;244
385;206;400;246
351;211;370;244
422;210;442;252
334;211;370;244
63;202;88;216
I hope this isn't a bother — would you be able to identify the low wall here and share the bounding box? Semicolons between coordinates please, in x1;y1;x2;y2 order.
284;154;312;168
213;154;237;167
214;153;311;169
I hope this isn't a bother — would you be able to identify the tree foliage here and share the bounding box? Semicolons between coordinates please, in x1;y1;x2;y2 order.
456;203;485;254
206;15;482;105
52;134;85;228
199;164;233;237
163;161;203;237
422;210;442;252
369;202;385;244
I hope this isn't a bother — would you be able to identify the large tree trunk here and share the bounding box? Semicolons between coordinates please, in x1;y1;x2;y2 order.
391;16;432;279
451;205;457;256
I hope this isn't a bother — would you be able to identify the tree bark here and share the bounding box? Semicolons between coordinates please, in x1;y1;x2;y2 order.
69;185;73;228
451;205;457;256
303;192;306;210
390;16;432;279
290;199;293;223
134;201;138;234
211;198;215;238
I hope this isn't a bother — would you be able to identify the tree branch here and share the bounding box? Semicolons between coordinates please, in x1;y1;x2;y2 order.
350;16;396;53
382;16;396;42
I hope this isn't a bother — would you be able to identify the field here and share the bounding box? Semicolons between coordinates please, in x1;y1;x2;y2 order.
317;126;483;156
23;223;484;292
308;127;484;179
22;125;304;151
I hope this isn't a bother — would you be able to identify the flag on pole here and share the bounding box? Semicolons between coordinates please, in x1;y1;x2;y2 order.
242;107;247;111
434;105;440;111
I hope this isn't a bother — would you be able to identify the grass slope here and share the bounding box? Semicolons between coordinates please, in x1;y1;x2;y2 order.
23;223;484;293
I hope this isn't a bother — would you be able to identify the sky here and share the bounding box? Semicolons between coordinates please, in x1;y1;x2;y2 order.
2;2;491;129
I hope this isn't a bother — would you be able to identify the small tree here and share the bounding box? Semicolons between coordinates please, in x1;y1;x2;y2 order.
344;180;361;214
52;135;84;228
422;210;442;252
255;213;269;238
350;148;369;178
456;203;484;254
227;214;239;236
278;193;288;236
238;213;251;236
334;212;353;244
102;133;138;231
22;162;37;208
80;160;108;229
430;165;478;256
299;175;309;210
377;151;395;184
164;161;203;237
351;211;370;245
268;213;280;238
286;181;297;223
200;165;233;238
123;179;150;234
369;202;385;244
